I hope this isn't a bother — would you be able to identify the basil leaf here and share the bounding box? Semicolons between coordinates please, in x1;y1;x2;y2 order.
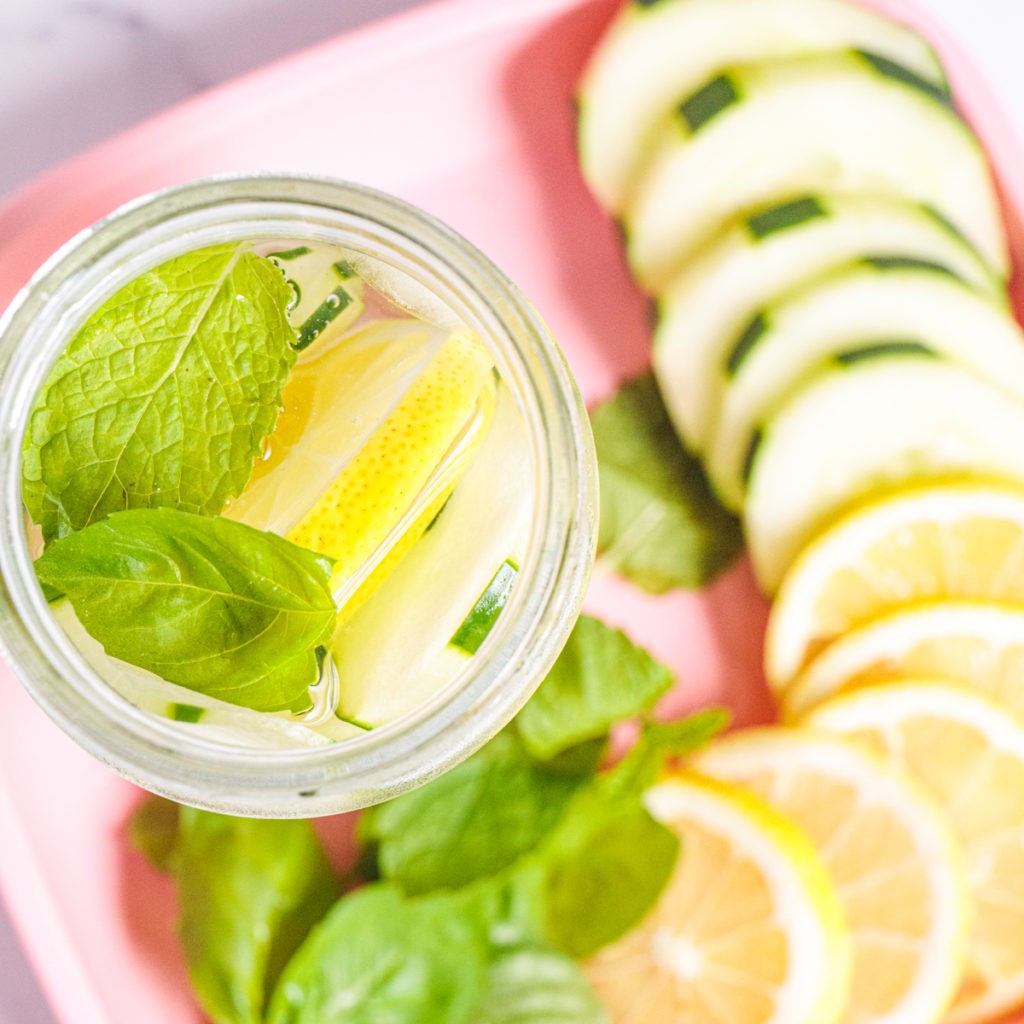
23;243;296;543
170;808;337;1024
34;508;336;711
591;372;743;591
474;947;609;1024
541;785;680;959
608;708;731;796
266;885;488;1024
361;731;586;895
129;795;180;872
516;615;674;760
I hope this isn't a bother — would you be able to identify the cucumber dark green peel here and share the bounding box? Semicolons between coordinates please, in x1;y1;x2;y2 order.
745;197;827;240
726;312;770;376
267;246;313;261
295;285;356;351
450;559;519;655
172;703;205;723
834;340;937;366
855;49;953;108
860;254;959;279
333;260;357;280
741;428;764;486
677;74;740;134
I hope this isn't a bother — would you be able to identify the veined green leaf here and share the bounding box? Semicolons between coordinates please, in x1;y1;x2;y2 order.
592;372;743;591
474;947;609;1024
23;243;296;543
360;731;586;896
516;615;674;761
266;885;487;1024
34;508;336;711
169;808;337;1024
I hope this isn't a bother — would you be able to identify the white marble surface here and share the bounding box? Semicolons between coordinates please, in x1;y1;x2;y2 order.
1;0;1023;1021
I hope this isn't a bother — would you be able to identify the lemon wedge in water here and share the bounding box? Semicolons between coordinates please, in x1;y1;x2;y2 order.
286;329;495;616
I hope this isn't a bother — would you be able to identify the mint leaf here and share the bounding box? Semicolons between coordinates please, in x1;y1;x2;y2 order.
474;947;608;1024
22;243;296;543
591;372;743;591
266;885;488;1024
360;731;586;895
169;808;337;1024
34;508;336;711
542;786;679;959
515;615;674;760
609;708;731;797
129;795;180;872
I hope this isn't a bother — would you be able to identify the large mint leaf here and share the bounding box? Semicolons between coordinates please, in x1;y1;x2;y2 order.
474;947;609;1024
360;731;586;896
515;615;674;760
34;508;336;711
541;785;679;959
591;372;743;591
23;243;296;543
168;809;337;1024
266;885;488;1024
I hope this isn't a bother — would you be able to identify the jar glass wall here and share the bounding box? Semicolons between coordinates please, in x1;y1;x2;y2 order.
0;174;597;817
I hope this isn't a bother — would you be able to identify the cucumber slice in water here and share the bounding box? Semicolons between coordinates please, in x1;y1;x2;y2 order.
624;52;1006;290
450;558;518;655
577;0;946;213
746;355;1024;592
652;194;1003;453
707;261;1024;509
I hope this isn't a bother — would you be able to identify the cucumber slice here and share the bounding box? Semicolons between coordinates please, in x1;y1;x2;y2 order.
449;558;519;655
746;355;1024;592
267;242;365;349
624;52;1006;290
707;262;1024;509
577;0;946;214
652;194;1003;453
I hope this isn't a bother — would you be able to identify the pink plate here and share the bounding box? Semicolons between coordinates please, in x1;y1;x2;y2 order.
0;0;1022;1020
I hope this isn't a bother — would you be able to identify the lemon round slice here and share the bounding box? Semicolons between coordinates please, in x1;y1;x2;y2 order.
802;680;1024;1024
695;728;970;1024
765;481;1024;690
784;601;1024;719
286;329;495;614
586;773;851;1024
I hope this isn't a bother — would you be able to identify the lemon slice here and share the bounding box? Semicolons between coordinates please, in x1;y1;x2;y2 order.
765;481;1024;690
802;680;1024;1024
226;318;442;534
695;728;970;1024
286;329;495;613
586;772;851;1024
784;601;1024;719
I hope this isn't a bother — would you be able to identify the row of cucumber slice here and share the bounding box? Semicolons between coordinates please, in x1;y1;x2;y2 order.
578;0;1018;592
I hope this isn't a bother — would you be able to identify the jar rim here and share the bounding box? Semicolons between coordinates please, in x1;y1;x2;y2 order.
0;173;597;816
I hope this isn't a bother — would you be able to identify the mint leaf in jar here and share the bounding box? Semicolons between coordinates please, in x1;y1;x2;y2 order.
22;243;296;544
34;508;336;712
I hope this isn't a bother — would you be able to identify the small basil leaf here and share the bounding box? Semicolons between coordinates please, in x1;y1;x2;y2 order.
266;885;487;1024
474;947;609;1024
171;809;337;1024
542;787;680;959
33;508;336;712
516;615;674;760
591;372;743;591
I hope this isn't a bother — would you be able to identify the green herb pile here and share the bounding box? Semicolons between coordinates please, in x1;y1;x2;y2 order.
133;614;728;1024
23;244;341;711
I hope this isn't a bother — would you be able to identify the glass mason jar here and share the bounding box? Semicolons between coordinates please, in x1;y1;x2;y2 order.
0;174;597;817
